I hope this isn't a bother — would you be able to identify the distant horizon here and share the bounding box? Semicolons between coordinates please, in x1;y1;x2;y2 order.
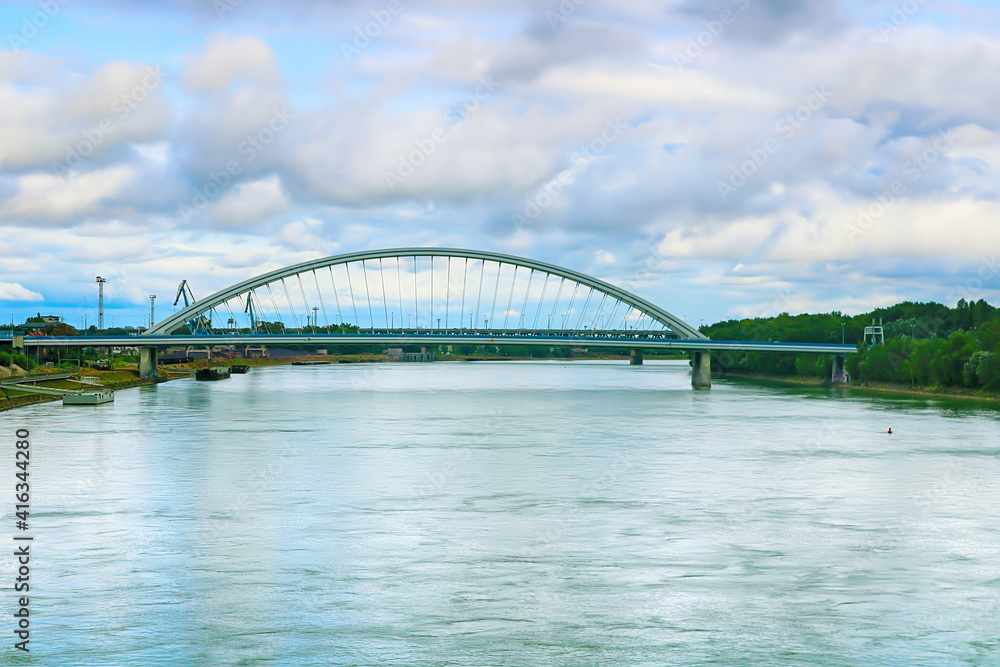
2;1;998;329
6;295;996;334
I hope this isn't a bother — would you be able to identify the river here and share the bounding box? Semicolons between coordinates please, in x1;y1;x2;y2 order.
6;360;1000;665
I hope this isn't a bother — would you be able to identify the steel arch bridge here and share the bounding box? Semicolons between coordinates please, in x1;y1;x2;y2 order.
16;248;858;387
146;247;706;340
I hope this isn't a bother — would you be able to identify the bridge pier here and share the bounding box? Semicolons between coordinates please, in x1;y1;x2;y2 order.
630;349;643;365
831;354;848;383
691;350;711;389
139;347;159;379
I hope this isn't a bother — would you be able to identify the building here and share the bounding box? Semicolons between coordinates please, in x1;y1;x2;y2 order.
19;314;62;327
384;347;435;362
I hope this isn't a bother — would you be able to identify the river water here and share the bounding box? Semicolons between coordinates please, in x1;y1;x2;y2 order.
5;360;1000;665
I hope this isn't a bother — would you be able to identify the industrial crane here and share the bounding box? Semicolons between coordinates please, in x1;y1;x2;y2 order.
173;280;211;335
244;292;258;333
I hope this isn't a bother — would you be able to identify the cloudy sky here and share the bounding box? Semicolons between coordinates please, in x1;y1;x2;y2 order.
2;0;999;330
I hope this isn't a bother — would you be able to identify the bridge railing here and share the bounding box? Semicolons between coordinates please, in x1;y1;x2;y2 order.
192;328;683;340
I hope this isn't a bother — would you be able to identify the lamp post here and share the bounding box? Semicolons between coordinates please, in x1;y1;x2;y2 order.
841;322;845;345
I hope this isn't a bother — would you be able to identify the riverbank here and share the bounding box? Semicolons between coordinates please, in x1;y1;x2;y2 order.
717;371;1000;405
0;353;686;413
0;354;362;413
0;353;510;413
0;370;159;413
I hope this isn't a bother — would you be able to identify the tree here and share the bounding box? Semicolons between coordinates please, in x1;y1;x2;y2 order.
931;332;978;387
976;321;1000;353
977;352;1000;391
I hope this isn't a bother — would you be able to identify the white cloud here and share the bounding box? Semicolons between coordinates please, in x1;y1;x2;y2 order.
203;175;290;227
594;250;616;264
1;166;137;222
0;282;43;302
184;32;280;93
0;56;171;172
274;217;329;253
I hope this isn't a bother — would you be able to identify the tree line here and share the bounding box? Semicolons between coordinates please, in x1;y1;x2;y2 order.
700;299;1000;392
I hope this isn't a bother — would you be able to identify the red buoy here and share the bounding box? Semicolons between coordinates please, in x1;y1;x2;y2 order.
887;428;893;434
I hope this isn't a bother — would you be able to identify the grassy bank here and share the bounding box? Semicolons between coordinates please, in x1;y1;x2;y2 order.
0;369;159;413
718;371;1000;404
0;353;387;413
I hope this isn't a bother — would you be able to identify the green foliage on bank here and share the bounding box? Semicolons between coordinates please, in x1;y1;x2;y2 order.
700;299;1000;391
0;352;36;370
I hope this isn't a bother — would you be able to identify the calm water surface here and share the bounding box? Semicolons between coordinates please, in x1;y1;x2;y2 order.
5;360;1000;666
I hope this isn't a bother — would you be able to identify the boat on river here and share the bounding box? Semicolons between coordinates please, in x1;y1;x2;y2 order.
195;366;231;381
230;365;250;374
63;389;115;405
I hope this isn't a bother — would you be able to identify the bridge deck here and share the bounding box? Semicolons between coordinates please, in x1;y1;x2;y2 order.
16;334;858;355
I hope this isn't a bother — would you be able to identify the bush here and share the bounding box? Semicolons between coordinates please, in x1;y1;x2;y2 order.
10;353;34;370
977;352;1000;391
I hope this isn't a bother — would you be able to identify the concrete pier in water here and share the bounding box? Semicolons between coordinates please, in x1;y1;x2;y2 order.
139;347;159;379
691;351;711;388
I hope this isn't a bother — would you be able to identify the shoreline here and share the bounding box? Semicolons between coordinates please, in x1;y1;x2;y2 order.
6;357;998;413
717;372;1000;405
1;353;677;413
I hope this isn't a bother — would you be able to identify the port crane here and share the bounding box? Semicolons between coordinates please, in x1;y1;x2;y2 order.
173;280;212;335
244;292;258;333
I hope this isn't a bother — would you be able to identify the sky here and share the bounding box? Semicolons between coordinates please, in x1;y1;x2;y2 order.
1;0;999;330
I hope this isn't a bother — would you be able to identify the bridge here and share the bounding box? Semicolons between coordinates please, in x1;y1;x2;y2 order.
13;248;857;388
